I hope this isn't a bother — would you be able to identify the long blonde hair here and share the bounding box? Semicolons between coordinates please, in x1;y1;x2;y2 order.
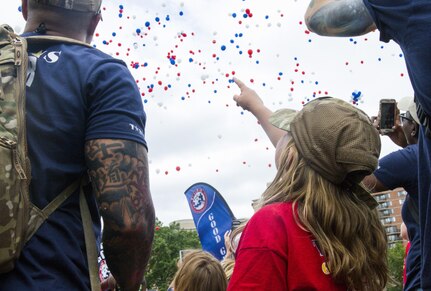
172;250;227;291
257;140;388;290
221;257;235;282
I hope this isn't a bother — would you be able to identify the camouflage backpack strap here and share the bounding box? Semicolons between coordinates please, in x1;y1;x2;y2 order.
25;178;81;241
79;178;101;291
24;176;100;291
0;24;30;273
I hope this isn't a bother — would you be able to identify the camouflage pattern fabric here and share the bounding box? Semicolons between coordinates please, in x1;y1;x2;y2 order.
0;24;30;273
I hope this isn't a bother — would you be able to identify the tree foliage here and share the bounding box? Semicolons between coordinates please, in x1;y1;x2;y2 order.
386;242;406;291
146;219;201;291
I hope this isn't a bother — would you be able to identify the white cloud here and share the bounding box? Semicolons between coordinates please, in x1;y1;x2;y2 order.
4;0;410;224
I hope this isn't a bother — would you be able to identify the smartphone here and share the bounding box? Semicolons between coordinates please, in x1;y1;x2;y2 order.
379;99;397;133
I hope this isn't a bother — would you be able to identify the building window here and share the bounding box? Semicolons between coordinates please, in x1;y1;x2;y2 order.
378;201;392;209
397;190;407;197
381;218;395;225
385;226;398;233
388;234;400;242
381;209;394;216
375;193;390;201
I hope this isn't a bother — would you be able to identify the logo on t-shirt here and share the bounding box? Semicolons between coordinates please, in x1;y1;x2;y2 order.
43;51;62;64
312;239;331;275
129;123;144;136
190;188;207;213
321;262;330;275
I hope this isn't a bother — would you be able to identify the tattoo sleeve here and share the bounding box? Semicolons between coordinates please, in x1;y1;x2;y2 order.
305;0;376;36
85;139;155;291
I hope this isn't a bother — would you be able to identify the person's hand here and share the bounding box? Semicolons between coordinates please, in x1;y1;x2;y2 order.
101;275;146;291
386;109;408;147
371;115;380;131
372;111;407;148
233;77;264;113
232;76;285;147
101;274;117;291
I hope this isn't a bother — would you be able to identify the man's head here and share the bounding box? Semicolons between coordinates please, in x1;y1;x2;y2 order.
22;0;102;43
398;96;419;144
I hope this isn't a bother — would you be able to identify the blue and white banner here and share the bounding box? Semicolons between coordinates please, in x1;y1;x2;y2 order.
184;182;236;260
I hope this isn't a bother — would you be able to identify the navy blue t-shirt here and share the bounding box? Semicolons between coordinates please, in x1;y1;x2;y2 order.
0;36;147;290
363;0;431;117
363;1;431;288
373;144;420;290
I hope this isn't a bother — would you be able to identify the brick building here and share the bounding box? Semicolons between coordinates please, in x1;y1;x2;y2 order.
372;187;407;247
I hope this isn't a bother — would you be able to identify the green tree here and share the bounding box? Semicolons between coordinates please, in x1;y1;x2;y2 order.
146;219;201;290
386;242;406;291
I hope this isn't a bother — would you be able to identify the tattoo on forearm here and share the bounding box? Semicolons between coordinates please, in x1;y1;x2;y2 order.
306;0;375;36
85;139;155;289
85;139;152;230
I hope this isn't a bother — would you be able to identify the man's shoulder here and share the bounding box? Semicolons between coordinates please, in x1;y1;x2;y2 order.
383;144;418;161
24;38;119;62
396;144;418;159
405;143;419;152
51;42;116;62
21;32;125;66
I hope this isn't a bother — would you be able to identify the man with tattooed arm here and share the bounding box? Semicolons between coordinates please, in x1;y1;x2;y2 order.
304;1;431;290
0;1;155;290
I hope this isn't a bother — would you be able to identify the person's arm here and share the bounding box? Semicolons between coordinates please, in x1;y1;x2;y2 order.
304;0;376;36
386;123;408;148
362;173;389;193
85;139;155;291
233;77;285;147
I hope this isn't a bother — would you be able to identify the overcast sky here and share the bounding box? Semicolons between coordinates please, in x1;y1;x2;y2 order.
4;0;413;224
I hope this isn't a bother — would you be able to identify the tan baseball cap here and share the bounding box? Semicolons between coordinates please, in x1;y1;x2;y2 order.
269;97;381;209
31;0;102;13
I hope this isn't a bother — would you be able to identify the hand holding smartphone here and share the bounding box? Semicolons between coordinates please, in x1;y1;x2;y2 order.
379;99;397;134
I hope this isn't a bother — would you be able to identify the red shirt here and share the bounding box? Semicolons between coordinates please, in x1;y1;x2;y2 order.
228;202;347;291
403;241;411;286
